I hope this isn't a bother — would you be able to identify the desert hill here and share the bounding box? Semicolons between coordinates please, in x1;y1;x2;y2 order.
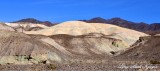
25;21;147;46
0;21;148;65
0;30;65;64
28;34;127;60
0;22;15;31
0;30;130;64
0;20;157;71
49;34;128;56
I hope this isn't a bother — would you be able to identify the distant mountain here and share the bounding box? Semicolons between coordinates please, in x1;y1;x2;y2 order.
82;17;160;35
13;18;53;26
42;21;54;26
85;17;108;23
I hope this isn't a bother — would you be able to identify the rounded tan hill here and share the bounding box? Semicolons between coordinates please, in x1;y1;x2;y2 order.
0;30;65;64
0;22;15;31
25;21;148;46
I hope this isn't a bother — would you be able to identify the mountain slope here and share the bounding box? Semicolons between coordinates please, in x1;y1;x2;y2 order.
6;23;48;32
28;33;129;61
0;30;64;64
83;17;160;35
0;22;15;31
50;34;128;55
115;36;160;61
13;18;53;26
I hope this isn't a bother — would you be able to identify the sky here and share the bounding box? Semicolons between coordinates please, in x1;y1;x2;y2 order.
0;0;159;23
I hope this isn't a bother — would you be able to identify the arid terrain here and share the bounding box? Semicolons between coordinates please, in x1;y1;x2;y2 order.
0;20;160;71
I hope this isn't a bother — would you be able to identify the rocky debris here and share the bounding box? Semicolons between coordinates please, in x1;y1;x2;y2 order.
0;64;57;71
0;61;160;71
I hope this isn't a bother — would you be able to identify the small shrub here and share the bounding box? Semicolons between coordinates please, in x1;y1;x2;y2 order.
150;60;160;64
24;55;33;61
110;51;115;55
47;64;57;70
112;42;118;47
38;60;47;64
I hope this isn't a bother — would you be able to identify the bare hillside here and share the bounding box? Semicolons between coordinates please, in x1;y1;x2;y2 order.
0;30;63;64
0;22;15;31
115;36;160;61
